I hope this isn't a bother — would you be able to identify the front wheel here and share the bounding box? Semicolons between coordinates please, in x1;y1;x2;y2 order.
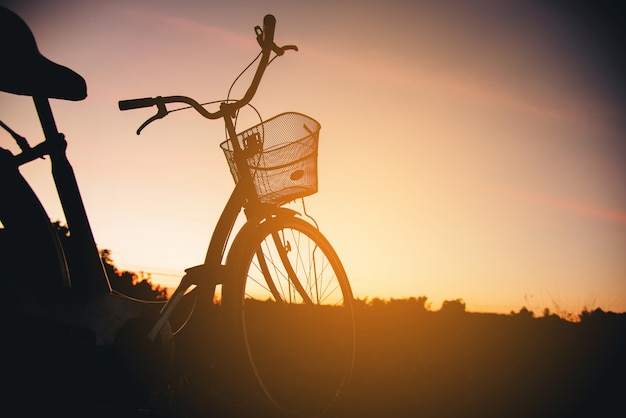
226;215;355;417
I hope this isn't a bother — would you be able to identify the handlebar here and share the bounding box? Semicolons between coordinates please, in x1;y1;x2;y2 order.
261;14;276;46
118;97;158;111
118;14;297;135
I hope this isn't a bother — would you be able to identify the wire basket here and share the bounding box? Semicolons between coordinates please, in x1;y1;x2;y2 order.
220;112;321;206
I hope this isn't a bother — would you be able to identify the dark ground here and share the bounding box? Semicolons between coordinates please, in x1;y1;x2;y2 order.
4;301;625;418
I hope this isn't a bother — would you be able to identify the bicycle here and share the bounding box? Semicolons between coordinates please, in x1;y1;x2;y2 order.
1;7;355;417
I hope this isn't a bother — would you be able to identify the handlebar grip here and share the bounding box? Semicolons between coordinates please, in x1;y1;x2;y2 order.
118;97;157;111
263;14;276;43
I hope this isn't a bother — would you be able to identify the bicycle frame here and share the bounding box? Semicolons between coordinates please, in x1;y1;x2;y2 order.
116;15;308;339
146;108;300;341
34;96;112;293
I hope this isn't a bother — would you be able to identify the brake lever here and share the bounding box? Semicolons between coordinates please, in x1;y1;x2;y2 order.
279;44;298;53
254;24;298;56
136;101;167;135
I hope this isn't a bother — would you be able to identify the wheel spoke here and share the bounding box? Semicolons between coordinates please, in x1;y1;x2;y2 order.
233;217;355;416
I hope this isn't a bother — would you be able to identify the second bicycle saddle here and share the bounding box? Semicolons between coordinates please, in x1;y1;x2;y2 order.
0;6;86;101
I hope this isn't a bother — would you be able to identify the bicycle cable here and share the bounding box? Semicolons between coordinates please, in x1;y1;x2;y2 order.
164;48;282;149
228;51;265;134
110;287;197;336
110;288;167;305
226;46;288;139
301;198;320;231
227;52;262;112
169;293;197;336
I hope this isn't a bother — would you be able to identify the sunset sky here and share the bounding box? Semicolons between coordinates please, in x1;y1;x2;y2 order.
1;0;625;314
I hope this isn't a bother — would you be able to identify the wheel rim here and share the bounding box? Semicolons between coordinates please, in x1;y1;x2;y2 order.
239;218;355;416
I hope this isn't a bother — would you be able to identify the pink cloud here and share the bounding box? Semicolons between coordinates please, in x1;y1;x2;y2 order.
114;7;254;50
503;188;626;226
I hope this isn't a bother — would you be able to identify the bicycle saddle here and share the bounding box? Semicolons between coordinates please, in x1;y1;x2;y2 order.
0;7;86;101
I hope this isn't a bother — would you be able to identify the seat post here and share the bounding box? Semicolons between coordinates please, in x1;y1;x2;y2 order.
34;95;111;293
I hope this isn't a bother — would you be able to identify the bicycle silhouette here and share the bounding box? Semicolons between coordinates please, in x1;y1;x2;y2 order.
0;7;355;417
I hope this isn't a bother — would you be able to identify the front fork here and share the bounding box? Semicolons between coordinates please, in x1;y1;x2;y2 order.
147;263;229;342
146;207;301;341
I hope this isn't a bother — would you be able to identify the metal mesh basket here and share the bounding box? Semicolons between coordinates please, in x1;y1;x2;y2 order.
220;112;321;206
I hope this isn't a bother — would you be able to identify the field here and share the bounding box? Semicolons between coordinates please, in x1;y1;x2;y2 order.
338;302;625;418
4;299;625;417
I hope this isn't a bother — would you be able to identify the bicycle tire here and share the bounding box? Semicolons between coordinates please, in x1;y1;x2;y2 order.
0;154;70;295
225;215;355;417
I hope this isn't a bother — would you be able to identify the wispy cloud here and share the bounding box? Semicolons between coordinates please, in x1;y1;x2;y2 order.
502;188;626;226
114;7;255;50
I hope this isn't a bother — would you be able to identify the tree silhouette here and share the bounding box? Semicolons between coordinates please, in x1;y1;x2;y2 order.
100;248;167;301
53;221;167;301
440;298;466;315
